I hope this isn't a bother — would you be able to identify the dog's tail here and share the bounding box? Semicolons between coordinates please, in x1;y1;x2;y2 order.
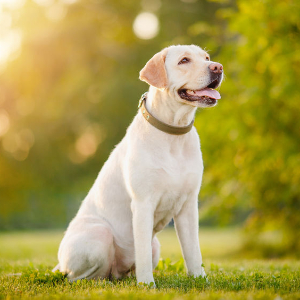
52;264;60;272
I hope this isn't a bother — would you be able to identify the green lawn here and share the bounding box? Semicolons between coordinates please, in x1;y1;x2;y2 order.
0;228;299;299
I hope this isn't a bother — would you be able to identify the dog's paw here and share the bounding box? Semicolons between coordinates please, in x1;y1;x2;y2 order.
188;265;207;279
199;266;206;278
195;267;209;283
138;281;156;288
137;274;156;288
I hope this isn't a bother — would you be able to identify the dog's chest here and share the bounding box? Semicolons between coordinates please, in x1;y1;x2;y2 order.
151;142;203;232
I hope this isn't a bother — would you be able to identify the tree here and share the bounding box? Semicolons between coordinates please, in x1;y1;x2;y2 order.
199;0;300;254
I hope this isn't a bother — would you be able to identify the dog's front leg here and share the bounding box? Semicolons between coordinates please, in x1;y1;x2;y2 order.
174;198;206;278
131;201;155;286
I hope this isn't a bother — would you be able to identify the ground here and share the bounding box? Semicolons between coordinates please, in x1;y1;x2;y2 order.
0;228;299;299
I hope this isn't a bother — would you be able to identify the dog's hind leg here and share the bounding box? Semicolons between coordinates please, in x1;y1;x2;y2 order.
57;222;115;281
68;264;102;282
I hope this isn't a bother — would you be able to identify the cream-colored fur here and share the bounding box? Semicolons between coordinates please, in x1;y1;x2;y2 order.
54;44;223;286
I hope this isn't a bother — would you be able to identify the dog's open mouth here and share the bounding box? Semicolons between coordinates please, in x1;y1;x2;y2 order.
178;78;221;107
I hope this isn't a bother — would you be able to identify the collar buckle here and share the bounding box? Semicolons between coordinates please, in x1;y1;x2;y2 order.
138;92;148;108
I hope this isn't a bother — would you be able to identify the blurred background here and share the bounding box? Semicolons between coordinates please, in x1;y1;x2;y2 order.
0;0;299;257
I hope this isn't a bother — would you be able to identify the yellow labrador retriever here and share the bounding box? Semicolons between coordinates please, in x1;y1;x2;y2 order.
53;44;223;285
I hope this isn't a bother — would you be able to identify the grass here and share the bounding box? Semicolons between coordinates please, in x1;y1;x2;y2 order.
0;227;299;299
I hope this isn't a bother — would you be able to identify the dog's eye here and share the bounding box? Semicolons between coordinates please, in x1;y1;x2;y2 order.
178;57;190;65
206;56;210;61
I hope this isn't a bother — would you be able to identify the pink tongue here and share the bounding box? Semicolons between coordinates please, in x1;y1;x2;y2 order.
194;88;221;99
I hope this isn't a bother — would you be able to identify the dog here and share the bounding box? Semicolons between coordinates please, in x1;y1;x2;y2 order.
53;44;223;286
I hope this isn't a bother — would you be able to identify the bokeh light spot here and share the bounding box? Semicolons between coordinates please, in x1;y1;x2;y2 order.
0;29;22;71
133;12;159;40
0;0;25;9
0;110;10;137
2;128;34;161
75;131;98;158
46;3;67;21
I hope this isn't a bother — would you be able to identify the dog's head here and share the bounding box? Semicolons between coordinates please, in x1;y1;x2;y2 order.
139;45;223;108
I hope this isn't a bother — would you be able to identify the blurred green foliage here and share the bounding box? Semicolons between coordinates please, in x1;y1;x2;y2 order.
199;0;300;254
0;0;299;255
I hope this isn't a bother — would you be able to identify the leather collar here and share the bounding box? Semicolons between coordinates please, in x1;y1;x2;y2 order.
138;92;194;135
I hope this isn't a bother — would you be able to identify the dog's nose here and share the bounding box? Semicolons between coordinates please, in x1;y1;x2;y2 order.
209;62;223;74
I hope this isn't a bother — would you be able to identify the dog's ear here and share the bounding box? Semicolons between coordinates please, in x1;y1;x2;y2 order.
139;49;168;89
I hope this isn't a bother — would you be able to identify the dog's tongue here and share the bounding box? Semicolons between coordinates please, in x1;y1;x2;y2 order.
191;88;221;100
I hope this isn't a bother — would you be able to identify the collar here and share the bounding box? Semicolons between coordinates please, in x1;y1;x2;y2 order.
138;92;194;135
